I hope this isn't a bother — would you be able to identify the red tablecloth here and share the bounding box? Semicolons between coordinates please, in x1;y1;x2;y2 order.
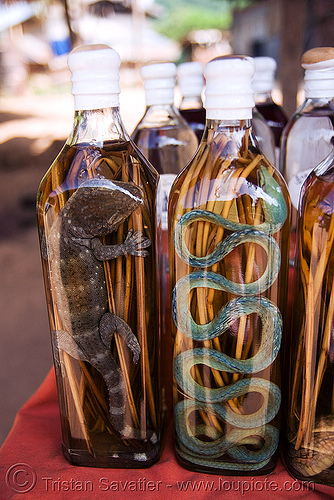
0;369;333;499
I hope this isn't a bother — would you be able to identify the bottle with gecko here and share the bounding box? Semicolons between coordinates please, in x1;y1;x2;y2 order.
168;56;290;474
36;44;162;467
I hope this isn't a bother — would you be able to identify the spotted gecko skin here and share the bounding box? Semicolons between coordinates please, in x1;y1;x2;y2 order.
45;178;150;437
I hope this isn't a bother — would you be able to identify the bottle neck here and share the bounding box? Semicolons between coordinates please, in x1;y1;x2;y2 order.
144;88;175;107
180;95;203;111
253;90;273;105
298;96;334;113
67;107;129;146
139;103;187;128
202;118;255;151
304;96;334;104
304;67;334;99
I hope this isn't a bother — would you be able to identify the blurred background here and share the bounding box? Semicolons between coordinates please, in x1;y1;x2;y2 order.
1;0;334;446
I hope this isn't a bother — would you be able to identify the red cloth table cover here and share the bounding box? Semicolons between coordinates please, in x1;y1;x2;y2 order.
0;369;333;499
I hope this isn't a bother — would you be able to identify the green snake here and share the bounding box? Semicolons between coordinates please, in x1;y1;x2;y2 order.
172;165;288;470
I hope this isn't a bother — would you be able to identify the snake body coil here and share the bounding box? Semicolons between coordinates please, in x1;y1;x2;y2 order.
172;166;288;471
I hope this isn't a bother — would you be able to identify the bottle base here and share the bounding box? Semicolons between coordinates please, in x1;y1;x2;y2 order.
282;439;334;488
62;442;161;468
283;459;334;488
175;451;278;476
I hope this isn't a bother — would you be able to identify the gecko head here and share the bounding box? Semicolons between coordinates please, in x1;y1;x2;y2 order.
65;179;144;238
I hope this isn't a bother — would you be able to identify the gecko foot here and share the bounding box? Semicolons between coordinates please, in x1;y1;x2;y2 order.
100;312;141;363
125;334;141;364
122;229;151;257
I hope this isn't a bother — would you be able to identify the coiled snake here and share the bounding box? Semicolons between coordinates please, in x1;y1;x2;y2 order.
172;166;288;470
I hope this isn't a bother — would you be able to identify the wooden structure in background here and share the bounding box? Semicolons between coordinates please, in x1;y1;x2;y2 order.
279;0;306;117
233;0;334;117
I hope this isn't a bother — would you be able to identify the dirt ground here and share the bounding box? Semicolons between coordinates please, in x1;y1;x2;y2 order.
0;84;145;445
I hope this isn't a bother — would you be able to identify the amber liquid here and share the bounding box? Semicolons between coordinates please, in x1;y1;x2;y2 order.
168;125;290;475
132;125;198;420
284;165;334;486
37;140;162;467
179;108;206;142
256;101;287;148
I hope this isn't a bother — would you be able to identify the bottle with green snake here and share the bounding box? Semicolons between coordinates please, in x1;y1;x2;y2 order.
168;55;291;475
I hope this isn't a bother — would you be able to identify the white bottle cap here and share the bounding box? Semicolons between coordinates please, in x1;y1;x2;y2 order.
252;57;277;94
178;62;204;98
301;47;334;98
204;56;255;120
141;62;176;106
67;44;121;111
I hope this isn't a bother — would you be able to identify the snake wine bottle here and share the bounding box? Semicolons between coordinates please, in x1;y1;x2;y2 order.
37;45;162;467
168;56;290;475
284;149;334;486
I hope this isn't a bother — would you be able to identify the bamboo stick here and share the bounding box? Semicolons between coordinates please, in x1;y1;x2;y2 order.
232;200;263;384
63;352;95;455
172;127;281;448
131;165;157;431
103;251;140;429
49;162;95;455
308;275;334;430
296;213;334;448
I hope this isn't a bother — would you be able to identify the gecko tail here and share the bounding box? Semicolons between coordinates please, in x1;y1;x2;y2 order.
102;366;128;434
103;368;147;440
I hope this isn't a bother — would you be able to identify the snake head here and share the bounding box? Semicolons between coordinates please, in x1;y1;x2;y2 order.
258;166;288;234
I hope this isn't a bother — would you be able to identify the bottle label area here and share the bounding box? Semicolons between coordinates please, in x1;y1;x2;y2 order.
157;174;177;230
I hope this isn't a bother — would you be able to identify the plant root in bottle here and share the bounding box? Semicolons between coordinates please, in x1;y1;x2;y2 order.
284;149;334;487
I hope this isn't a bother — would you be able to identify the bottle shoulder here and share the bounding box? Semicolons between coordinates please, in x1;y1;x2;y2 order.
280;102;334;181
280;101;334;157
37;140;159;209
169;139;289;220
287;98;334;123
300;164;334;220
133;104;191;130
131;112;198;176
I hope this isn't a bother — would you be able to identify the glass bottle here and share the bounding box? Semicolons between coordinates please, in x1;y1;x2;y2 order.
169;56;290;475
280;47;334;251
131;62;198;233
132;62;198;418
37;44;162;468
284;149;334;486
178;61;206;142
252;108;276;167
252;56;288;169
